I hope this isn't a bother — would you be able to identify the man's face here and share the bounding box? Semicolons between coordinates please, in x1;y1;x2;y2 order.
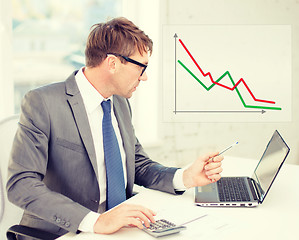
112;51;149;98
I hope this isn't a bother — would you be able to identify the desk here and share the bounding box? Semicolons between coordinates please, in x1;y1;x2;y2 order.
58;157;299;240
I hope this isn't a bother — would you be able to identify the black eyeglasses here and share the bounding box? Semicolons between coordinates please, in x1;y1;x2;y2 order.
108;53;147;76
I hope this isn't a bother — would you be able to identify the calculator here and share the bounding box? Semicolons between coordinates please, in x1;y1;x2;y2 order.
142;219;186;237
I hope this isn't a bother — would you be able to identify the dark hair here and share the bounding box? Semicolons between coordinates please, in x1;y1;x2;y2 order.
85;17;153;67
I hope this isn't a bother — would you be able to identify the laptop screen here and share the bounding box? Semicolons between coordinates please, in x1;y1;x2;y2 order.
252;130;290;203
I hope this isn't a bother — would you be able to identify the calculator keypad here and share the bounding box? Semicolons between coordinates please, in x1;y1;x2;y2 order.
148;219;176;230
142;219;186;237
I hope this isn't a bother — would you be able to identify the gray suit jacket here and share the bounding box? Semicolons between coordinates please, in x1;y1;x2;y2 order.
6;72;178;236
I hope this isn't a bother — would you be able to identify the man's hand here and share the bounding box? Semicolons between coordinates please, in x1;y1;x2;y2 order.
183;152;223;188
93;203;156;234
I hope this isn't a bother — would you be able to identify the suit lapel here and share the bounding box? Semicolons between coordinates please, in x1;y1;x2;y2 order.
64;75;134;195
65;73;99;180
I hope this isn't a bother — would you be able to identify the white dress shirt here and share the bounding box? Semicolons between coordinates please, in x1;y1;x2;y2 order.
75;67;185;232
75;67;127;205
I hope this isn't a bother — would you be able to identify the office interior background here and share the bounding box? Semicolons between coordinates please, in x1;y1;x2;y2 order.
0;0;298;168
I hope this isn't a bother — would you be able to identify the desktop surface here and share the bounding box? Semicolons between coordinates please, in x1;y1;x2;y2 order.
58;156;299;240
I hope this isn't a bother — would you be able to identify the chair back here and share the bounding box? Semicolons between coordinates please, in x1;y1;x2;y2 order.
0;115;23;240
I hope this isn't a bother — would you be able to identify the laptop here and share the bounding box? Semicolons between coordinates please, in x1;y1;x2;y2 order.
195;130;290;207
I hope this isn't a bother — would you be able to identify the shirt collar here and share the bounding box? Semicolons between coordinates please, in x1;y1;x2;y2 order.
75;67;112;113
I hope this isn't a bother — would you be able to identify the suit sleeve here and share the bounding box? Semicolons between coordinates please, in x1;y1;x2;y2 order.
6;90;90;233
122;98;180;194
134;139;179;194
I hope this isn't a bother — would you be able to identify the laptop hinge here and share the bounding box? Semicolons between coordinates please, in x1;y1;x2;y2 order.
249;178;261;202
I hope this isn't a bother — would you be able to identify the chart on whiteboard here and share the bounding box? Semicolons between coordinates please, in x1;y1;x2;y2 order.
162;25;291;122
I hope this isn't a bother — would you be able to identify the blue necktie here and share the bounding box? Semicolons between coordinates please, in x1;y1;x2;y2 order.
101;100;126;210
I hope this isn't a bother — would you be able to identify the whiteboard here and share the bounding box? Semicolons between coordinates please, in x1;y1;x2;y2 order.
162;25;291;122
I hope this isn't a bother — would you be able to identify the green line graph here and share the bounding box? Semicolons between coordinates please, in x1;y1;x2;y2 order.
178;60;282;110
162;25;291;122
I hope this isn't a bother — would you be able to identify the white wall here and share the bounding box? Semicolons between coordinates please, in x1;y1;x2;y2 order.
123;0;161;146
1;0;298;166
143;0;299;167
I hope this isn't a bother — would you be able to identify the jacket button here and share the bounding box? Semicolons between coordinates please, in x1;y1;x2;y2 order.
56;218;61;223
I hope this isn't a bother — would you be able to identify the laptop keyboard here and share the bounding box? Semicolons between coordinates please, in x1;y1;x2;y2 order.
217;177;251;202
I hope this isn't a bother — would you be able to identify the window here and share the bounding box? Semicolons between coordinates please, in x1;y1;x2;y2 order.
0;1;13;119
12;0;122;113
0;0;159;145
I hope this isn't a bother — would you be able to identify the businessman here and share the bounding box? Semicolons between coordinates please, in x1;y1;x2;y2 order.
7;17;223;238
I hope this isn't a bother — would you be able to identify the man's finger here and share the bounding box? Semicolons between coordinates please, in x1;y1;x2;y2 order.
212;155;224;162
203;152;220;163
205;161;222;170
128;205;156;221
127;217;145;229
205;167;223;176
208;174;221;182
129;211;153;228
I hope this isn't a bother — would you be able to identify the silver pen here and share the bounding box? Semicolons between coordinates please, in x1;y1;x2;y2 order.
217;141;239;156
208;142;239;163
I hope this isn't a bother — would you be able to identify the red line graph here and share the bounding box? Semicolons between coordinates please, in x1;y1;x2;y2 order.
178;39;275;104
